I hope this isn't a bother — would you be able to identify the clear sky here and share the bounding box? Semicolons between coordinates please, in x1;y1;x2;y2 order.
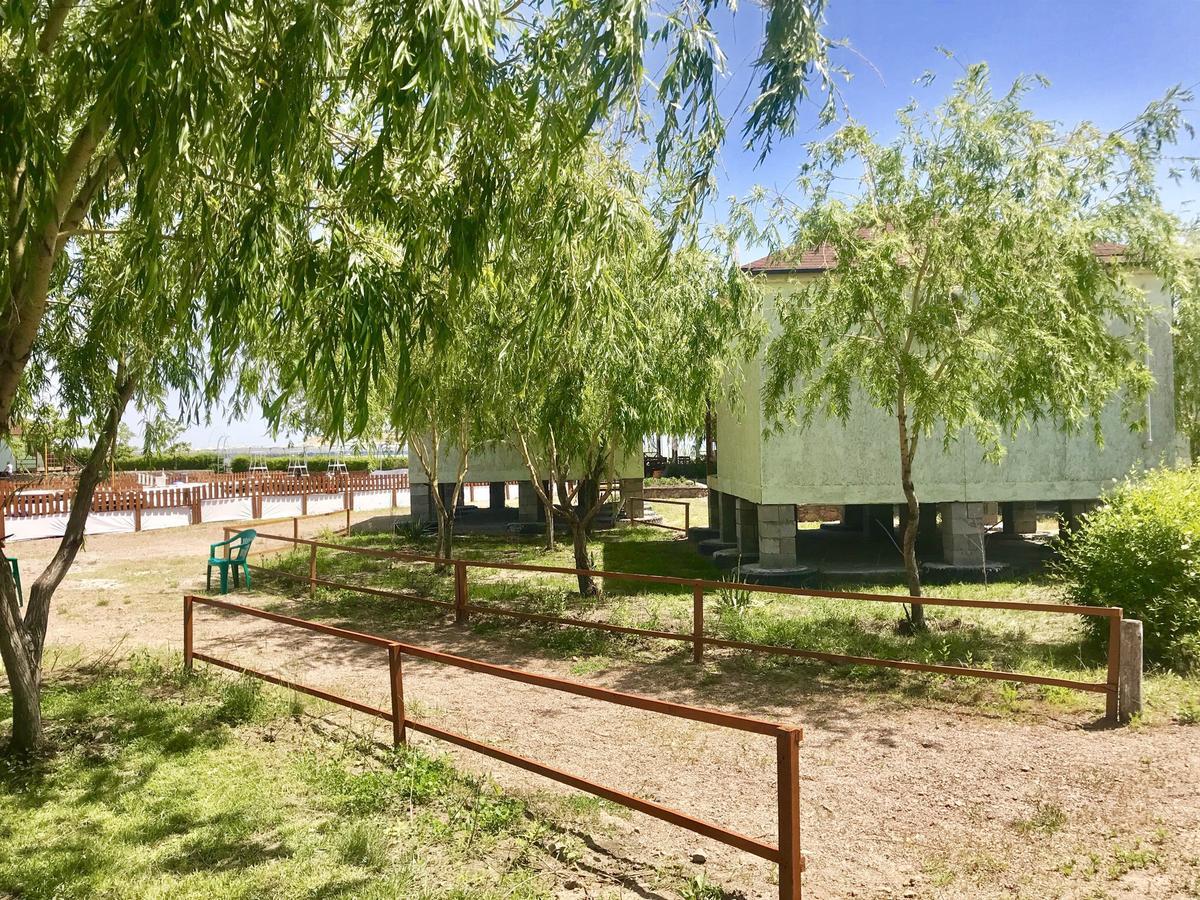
158;0;1200;449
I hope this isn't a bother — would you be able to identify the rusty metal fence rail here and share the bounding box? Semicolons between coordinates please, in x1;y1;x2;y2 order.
229;529;1138;723
627;495;691;533
183;594;805;898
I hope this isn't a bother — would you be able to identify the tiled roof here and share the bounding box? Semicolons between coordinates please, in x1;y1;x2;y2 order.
743;240;1128;274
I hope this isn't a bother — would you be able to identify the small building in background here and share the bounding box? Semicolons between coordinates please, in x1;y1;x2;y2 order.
706;249;1183;575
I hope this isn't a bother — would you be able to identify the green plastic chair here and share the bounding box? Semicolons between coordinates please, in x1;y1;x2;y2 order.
207;529;256;594
6;557;21;606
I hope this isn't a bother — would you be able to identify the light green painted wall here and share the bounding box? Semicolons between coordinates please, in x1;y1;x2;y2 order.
712;271;1182;505
411;440;642;485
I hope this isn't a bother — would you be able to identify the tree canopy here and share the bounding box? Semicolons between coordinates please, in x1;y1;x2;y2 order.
740;60;1197;617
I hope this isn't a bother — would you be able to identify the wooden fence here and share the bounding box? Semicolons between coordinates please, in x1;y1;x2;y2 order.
235;529;1142;723
183;594;805;898
0;473;411;536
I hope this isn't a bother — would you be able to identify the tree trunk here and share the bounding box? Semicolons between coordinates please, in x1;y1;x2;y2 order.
570;522;598;597
0;576;42;751
542;492;556;551
1;372;134;752
896;401;925;631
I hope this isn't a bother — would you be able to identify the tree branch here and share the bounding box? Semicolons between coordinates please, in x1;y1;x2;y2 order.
37;0;79;55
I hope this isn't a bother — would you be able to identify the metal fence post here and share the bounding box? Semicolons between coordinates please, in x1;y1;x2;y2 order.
776;726;804;900
1105;609;1123;723
454;561;469;626
183;595;194;672
692;582;705;664
388;643;407;746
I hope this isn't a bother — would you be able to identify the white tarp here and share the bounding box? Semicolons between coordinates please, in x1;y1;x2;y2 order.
353;490;394;511
141;507;191;531
202;498;253;522
7;512;136;541
262;498;304;520
307;492;344;514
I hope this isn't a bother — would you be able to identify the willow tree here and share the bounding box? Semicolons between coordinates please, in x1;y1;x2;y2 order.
752;62;1195;629
1;1;836;752
492;154;758;595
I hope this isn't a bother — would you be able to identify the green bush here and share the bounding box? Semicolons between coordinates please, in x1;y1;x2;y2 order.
1056;466;1200;672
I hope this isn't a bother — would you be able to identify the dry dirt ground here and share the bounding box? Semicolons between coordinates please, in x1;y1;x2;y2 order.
12;514;1200;900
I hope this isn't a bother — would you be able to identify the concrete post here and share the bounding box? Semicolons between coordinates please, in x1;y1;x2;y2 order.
982;501;1000;527
706;488;721;531
488;481;506;512
757;503;798;568
1001;501;1038;536
517;481;540;523
841;504;864;530
719;491;738;544
1119;618;1143;723
620;477;645;519
410;483;434;521
735;498;759;556
1059;500;1098;536
939;502;986;567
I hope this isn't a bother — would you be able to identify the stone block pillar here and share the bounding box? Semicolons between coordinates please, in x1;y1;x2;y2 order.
1058;500;1097;536
1001;501;1038;536
707;489;721;531
518;480;540;523
757;503;799;568
735;498;759;556
719;492;738;544
489;481;506;511
410;483;434;521
620;477;645;519
898;502;940;552
982;501;1001;527
940;502;986;567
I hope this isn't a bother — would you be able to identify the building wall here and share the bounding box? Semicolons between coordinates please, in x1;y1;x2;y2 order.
713;271;1182;506
410;440;643;485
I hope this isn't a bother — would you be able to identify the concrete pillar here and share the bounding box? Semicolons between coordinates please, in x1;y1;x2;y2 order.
939;502;986;567
898;502;940;552
488;481;506;512
621;477;645;519
410;483;434;521
518;480;540;523
841;504;864;530
1118;618;1143;723
735;498;759;555
982;501;1000;527
864;504;895;541
437;482;459;510
1059;500;1097;536
707;489;721;531
1001;501;1038;536
719;492;738;544
758;503;799;568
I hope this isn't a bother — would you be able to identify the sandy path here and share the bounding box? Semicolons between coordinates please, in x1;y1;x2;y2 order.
15;516;1200;899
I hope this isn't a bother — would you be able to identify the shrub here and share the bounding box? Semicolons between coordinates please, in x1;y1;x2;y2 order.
1055;466;1200;672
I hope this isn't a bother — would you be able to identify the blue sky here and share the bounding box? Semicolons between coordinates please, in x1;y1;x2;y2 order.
162;0;1200;449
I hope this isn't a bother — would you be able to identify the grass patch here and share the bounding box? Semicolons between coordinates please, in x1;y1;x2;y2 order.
0;656;645;899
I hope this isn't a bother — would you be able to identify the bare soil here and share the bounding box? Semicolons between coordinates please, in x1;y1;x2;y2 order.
14;514;1200;899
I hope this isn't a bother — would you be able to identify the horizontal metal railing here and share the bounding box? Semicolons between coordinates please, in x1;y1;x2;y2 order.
183;594;804;897
236;529;1129;721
